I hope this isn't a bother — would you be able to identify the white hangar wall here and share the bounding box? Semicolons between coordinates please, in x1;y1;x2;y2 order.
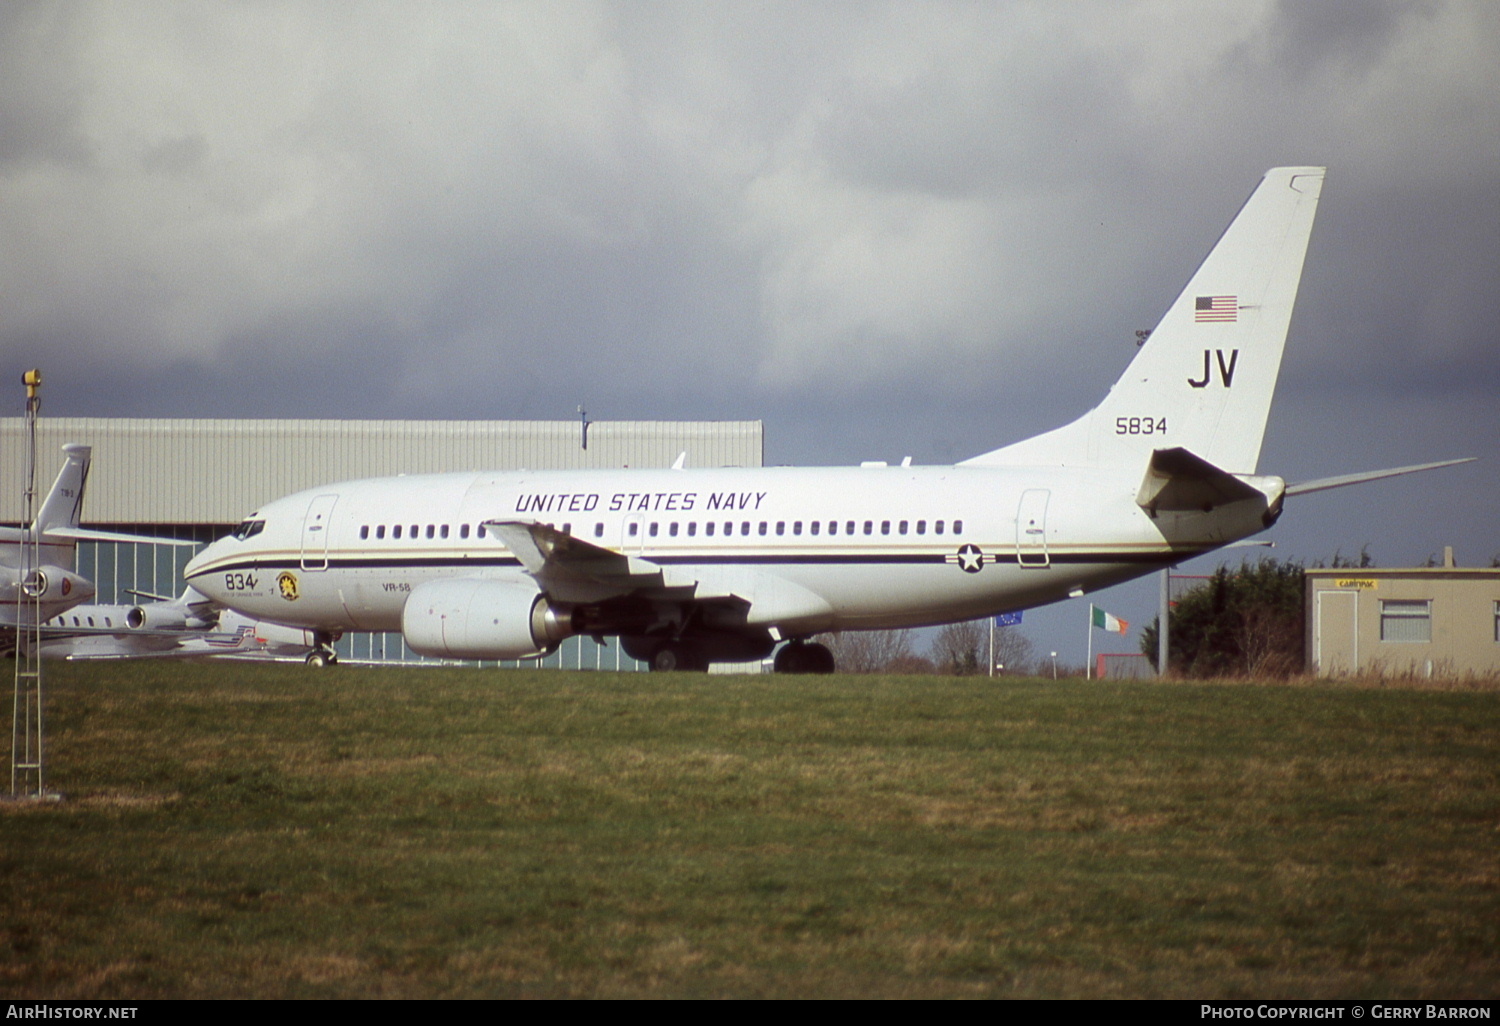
1;418;764;525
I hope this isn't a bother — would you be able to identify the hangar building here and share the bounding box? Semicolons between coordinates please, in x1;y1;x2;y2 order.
1305;549;1500;679
2;417;763;668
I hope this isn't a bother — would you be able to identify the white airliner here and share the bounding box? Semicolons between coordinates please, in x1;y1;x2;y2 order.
184;167;1471;672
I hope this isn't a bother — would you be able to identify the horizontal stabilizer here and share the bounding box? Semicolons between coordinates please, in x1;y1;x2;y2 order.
46;526;201;546
1137;447;1265;515
1285;458;1476;497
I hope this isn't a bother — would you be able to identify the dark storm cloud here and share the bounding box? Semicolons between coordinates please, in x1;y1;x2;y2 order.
1;4;1494;563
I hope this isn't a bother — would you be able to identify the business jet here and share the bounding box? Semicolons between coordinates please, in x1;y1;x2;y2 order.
2;444;185;633
4;444;202;652
184;167;1470;672
35;588;316;662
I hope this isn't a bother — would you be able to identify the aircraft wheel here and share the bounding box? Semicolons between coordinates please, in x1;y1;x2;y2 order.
652;644;707;672
803;642;835;675
305;651;336;669
776;641;837;675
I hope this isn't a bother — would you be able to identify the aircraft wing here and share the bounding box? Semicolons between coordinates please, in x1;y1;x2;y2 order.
484;520;705;604
45;526;201;546
1285;458;1476;497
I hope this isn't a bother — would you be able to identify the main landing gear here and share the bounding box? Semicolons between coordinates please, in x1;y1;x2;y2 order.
650;644;709;673
305;633;339;668
773;640;835;675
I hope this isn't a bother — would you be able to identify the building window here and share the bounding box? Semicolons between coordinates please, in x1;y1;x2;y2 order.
1494;601;1499;642
1380;600;1431;642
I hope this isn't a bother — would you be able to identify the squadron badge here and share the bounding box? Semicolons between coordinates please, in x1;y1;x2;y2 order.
277;571;300;601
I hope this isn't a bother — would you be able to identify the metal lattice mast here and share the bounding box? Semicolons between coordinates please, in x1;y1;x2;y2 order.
11;369;45;797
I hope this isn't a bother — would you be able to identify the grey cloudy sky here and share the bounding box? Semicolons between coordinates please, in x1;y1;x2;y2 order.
4;0;1496;660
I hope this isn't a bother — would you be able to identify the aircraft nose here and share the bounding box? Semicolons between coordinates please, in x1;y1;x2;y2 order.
183;536;231;587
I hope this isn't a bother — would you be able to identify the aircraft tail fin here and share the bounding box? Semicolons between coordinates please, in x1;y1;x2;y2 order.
34;444;91;537
963;167;1325;474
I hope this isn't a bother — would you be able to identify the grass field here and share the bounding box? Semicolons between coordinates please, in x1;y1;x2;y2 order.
3;661;1497;999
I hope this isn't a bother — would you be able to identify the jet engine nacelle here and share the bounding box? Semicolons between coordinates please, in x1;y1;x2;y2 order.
126;605;190;630
401;578;575;660
8;565;95;612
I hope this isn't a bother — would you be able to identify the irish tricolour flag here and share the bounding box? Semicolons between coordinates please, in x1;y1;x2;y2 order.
1090;605;1129;636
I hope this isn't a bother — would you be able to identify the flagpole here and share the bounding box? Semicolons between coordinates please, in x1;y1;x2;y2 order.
1086;605;1093;680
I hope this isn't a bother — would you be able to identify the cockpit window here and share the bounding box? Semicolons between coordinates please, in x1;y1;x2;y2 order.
234;519;266;541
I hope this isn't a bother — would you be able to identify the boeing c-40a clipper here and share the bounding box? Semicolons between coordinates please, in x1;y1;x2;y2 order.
185;168;1470;672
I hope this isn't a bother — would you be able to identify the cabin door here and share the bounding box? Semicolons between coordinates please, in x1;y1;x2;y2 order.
1016;489;1051;568
299;494;339;571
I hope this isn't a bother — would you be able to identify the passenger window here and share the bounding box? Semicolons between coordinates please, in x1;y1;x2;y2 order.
650;523;659;537
776;522;785;536
935;521;944;535
881;521;891;535
377;525;386;539
809;521;819;536
669;523;679;537
460;524;470;539
899;521;908;534
705;523;714;536
441;524;450;539
393;525;402;539
917;520;926;535
793;521;802;535
360;525;369;540
688;523;697;537
628;522;639;537
863;521;873;535
594;523;604;538
426;525;434;539
847;521;856;535
954;519;964;534
758;522;767;536
741;522;750;535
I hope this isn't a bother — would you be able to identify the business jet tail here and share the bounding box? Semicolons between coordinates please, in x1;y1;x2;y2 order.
964;166;1326;474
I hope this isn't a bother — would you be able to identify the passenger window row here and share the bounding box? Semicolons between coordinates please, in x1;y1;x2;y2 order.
356;519;965;541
